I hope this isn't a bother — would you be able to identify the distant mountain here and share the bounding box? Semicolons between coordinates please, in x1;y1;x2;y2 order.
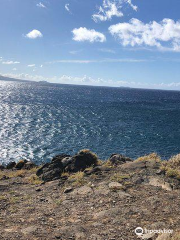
0;75;33;83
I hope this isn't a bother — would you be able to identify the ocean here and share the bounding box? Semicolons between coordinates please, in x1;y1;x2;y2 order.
0;80;180;164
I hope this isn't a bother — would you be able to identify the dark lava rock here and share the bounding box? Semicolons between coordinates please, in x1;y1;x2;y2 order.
84;166;102;175
109;154;133;165
0;165;5;170
64;187;73;193
15;160;28;170
23;161;37;170
61;157;74;168
6;161;16;169
65;150;98;173
36;154;70;182
51;154;71;163
36;151;98;182
36;162;64;182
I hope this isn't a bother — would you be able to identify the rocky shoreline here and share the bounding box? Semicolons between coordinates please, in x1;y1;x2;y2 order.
1;150;180;240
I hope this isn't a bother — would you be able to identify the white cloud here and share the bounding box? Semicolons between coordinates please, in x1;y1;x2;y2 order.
69;50;82;55
126;0;138;11
99;48;116;53
47;58;150;64
92;0;137;22
40;65;43;68
109;18;180;52
25;29;43;39
28;64;36;67
65;4;71;13
12;68;17;71
72;27;106;43
3;72;180;90
2;61;20;64
37;2;46;8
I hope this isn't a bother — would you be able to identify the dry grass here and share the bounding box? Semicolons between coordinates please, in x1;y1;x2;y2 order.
61;172;70;177
97;159;103;166
68;171;86;187
26;174;42;185
0;195;7;201
103;160;114;168
161;154;180;180
164;154;180;168
135;153;161;162
9;196;20;204
110;173;130;183
0;169;27;179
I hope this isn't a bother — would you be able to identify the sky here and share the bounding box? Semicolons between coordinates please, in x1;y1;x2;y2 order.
1;0;180;89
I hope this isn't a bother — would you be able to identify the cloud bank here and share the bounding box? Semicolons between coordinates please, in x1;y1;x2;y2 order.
109;18;180;52
72;27;106;43
2;61;20;65
2;72;180;90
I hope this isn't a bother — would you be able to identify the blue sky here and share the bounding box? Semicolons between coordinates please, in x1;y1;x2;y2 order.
1;0;180;89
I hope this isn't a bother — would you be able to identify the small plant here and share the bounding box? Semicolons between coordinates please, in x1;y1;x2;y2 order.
103;160;114;168
110;174;131;183
97;159;103;166
0;195;7;201
53;199;62;206
27;174;42;185
68;171;86;187
164;168;180;180
61;172;70;177
9;196;20;204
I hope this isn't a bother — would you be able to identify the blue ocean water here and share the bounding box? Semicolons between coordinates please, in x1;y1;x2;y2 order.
0;80;180;164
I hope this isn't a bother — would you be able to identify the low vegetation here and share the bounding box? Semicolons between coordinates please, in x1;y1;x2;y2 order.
161;154;180;180
26;174;42;185
135;152;161;162
110;173;131;183
68;171;86;187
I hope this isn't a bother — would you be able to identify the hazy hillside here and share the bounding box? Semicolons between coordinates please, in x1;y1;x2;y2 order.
0;75;33;82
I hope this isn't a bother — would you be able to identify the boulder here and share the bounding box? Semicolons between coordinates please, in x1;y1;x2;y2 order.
65;150;98;172
51;154;71;163
148;177;172;191
61;156;73;168
109;154;133;165
36;150;98;182
121;161;146;170
0;165;5;170
36;159;64;182
84;166;102;175
72;186;92;195
23;161;36;170
15;160;28;170
6;161;16;169
108;182;123;191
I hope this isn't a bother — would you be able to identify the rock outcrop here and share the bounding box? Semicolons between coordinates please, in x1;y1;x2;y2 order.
36;150;98;182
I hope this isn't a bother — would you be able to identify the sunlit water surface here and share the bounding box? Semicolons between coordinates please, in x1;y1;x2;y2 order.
0;81;180;164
